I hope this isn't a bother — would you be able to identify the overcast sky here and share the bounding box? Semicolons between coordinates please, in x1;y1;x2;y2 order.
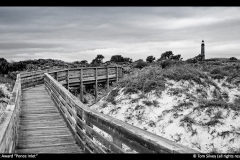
0;7;240;62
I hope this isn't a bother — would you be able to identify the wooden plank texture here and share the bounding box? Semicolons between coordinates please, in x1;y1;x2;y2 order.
15;85;82;153
0;74;21;153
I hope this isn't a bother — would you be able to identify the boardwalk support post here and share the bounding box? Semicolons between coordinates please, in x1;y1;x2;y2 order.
80;68;83;102
106;67;109;92
54;72;58;81
67;69;69;90
95;68;98;101
116;66;118;83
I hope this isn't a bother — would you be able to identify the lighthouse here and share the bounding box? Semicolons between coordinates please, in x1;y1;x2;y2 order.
201;40;205;60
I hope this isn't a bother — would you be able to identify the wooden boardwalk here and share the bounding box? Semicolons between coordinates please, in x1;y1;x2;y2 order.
15;85;82;153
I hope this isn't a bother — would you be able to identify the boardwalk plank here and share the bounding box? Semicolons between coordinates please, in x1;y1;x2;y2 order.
17;144;81;153
16;85;82;153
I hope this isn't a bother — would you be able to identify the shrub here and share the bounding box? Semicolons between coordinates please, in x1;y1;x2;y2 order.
152;100;159;107
0;88;5;98
134;61;148;69
174;102;193;109
142;100;153;106
210;74;225;79
234;97;240;105
186;58;197;63
148;120;156;127
118;66;166;95
181;115;195;124
146;56;156;63
197;99;240;112
106;88;119;105
101;102;108;108
205;119;223;126
159;60;172;69
162;64;209;86
210;61;222;65
222;91;229;101
229;103;240;111
169;88;185;95
229;57;237;61
210;68;224;75
143;79;165;93
0;74;15;91
124;87;139;94
135;105;144;110
212;89;222;99
215;110;223;119
198;99;228;109
158;60;183;69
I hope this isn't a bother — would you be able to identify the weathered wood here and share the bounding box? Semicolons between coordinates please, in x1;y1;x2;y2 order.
76;116;124;153
0;74;21;153
116;66;118;83
50;66;121;93
95;68;98;100
15;85;82;153
17;143;81;153
80;68;83;102
113;135;122;149
106;67;109;92
67;70;69;90
76;125;106;153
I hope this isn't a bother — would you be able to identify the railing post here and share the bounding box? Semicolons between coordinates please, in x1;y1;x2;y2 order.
67;69;69;90
116;66;118;83
80;68;83;102
113;136;122;149
120;67;123;78
95;68;98;101
54;72;58;81
106;67;109;92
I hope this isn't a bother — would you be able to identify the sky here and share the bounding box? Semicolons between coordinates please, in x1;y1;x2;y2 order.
0;7;240;63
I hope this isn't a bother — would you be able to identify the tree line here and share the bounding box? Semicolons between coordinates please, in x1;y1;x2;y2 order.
0;51;238;79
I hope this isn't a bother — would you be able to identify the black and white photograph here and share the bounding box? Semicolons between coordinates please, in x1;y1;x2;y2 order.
0;7;240;155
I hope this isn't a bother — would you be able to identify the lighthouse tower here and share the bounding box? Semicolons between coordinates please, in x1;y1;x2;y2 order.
201;40;205;60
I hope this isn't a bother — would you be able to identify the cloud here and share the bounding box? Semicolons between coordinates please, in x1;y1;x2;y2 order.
0;7;240;62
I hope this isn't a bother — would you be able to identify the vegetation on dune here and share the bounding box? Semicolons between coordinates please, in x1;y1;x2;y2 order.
118;61;226;97
146;55;156;63
0;51;240;105
118;66;166;95
0;75;15;92
0;88;5;98
106;88;120;105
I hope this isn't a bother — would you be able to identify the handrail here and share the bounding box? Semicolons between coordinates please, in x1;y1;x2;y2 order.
0;74;21;153
20;66;123;90
44;72;199;153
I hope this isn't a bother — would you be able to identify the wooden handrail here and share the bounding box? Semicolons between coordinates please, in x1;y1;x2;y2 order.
44;73;199;153
0;74;21;153
20;66;123;89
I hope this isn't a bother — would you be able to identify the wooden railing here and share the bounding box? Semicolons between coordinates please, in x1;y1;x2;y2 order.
20;66;123;91
0;74;21;153
44;72;199;153
48;66;123;86
20;70;45;89
48;66;123;101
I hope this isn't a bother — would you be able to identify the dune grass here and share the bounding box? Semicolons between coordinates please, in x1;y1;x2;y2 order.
0;74;15;92
118;63;222;96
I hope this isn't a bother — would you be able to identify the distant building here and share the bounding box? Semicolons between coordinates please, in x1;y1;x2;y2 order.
201;40;205;60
